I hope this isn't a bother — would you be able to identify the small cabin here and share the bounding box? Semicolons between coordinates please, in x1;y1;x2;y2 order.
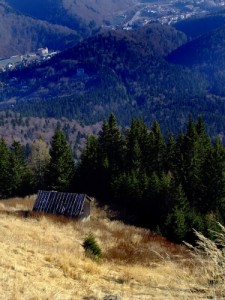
33;190;92;221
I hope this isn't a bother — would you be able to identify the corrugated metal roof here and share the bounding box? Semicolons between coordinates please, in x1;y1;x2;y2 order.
33;190;87;217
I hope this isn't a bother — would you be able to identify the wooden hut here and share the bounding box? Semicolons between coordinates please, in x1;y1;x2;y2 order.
33;190;92;221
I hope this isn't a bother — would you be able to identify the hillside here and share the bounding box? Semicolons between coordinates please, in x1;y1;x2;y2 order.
0;111;102;159
167;25;225;96
6;0;137;25
0;1;82;57
0;0;139;57
1;25;212;134
174;11;225;40
0;196;223;299
2;15;225;137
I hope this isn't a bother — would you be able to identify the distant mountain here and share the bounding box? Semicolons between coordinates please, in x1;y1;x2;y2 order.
1;16;225;137
6;0;137;25
167;24;225;96
1;24;213;134
0;1;82;57
0;0;139;57
174;11;225;40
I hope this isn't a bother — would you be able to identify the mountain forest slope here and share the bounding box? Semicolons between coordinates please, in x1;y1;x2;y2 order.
2;24;210;134
167;23;225;96
6;0;137;25
2;11;225;137
0;196;223;299
0;1;82;57
174;11;225;40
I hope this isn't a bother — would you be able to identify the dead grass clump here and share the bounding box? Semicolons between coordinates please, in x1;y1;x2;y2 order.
0;195;36;210
186;223;225;298
102;222;190;265
103;240;142;263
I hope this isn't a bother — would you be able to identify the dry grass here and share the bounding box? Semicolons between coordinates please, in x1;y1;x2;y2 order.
185;224;225;299
0;196;221;299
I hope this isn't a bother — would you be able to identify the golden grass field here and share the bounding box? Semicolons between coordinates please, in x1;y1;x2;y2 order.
0;196;224;300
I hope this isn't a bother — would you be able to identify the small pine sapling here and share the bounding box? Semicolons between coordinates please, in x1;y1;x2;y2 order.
82;232;102;260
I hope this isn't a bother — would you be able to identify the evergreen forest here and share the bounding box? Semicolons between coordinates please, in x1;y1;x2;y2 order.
1;114;225;243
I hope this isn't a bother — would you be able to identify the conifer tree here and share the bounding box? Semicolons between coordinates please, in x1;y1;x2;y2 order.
47;129;74;191
99;113;125;174
148;121;166;174
0;138;11;197
201;137;225;214
165;184;190;242
180;117;205;207
9;141;30;196
28;138;50;189
165;132;176;172
76;135;101;196
125;118;149;173
82;233;102;260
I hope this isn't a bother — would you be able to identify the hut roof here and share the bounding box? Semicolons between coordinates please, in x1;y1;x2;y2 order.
33;190;91;217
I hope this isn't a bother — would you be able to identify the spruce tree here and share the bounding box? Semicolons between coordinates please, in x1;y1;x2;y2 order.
0;138;11;197
165;184;190;243
201;137;225;214
148;121;166;174
9;141;30;196
47;129;74;191
165;132;176;172
82;233;102;260
180;117;205;207
76;135;101;196
125;118;149;173
99;113;125;174
28;138;50;189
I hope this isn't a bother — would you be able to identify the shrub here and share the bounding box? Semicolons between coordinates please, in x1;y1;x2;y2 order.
82;233;102;260
186;223;225;298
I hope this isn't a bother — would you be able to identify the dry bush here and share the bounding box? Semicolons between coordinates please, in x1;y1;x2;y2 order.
185;223;225;298
0;195;36;211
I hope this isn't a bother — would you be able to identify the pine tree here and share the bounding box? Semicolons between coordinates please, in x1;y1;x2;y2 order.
165;132;176;172
82;233;102;260
178;116;210;208
9;141;30;196
148;121;166;174
148;172;171;228
47;129;74;191
76;135;101;196
28;138;50;189
165;184;190;242
0;138;11;197
125;118;149;173
99;113;125;174
201;137;225;214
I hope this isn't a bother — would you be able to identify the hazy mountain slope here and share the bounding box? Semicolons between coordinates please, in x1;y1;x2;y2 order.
174;11;225;40
62;0;137;23
6;0;137;25
0;2;81;57
167;25;225;95
1;25;212;133
0;0;134;57
6;0;87;31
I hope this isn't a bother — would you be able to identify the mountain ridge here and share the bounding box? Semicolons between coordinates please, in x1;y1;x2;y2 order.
1;25;209;134
0;1;83;57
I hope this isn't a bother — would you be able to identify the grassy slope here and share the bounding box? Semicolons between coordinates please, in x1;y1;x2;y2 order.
0;197;218;299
